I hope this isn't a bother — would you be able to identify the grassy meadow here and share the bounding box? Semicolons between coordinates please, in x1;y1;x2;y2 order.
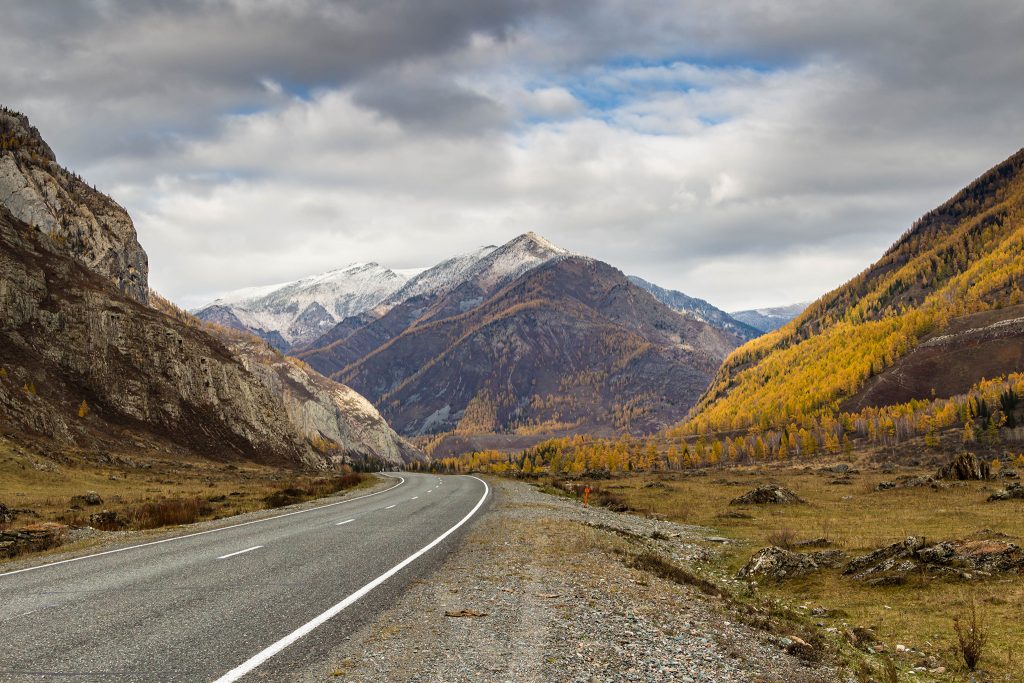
565;455;1024;681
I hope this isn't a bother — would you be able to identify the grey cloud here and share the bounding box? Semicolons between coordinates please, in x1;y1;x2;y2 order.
1;1;1022;311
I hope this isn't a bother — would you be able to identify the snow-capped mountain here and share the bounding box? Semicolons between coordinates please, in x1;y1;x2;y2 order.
627;276;761;341
729;302;809;333
376;231;571;312
296;232;744;437
194;263;408;349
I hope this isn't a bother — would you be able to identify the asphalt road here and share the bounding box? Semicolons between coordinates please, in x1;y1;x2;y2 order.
0;472;489;682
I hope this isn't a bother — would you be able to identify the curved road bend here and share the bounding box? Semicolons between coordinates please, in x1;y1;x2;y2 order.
0;472;489;682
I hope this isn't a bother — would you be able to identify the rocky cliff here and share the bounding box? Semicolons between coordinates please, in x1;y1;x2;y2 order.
0;108;148;304
0;109;419;468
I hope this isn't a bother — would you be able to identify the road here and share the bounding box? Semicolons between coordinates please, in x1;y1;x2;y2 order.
0;472;489;682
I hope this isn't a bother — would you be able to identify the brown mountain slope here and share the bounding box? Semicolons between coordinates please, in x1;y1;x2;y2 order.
686;146;1024;433
301;255;741;436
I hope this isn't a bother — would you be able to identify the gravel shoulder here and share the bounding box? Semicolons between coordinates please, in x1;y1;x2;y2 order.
302;477;837;682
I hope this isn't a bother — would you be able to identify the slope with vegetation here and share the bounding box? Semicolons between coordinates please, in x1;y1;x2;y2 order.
687;147;1024;435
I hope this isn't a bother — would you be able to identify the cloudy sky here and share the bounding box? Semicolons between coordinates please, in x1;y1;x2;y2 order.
3;1;1023;310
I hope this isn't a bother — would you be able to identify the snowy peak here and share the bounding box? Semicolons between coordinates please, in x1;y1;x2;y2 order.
195;262;409;348
380;245;497;308
472;231;571;291
378;232;570;311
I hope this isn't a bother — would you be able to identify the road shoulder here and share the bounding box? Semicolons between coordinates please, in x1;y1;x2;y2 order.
303;477;836;682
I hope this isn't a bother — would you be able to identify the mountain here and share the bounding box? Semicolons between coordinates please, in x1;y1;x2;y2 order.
194;263;408;350
0;108;419;467
729;303;808;333
628;276;761;341
0;108;148;303
687;147;1024;433
298;233;743;437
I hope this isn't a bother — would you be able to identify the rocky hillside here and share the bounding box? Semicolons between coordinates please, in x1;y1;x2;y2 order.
0;107;148;304
195;263;408;350
299;238;742;437
628;276;761;341
688;147;1024;433
0;109;419;467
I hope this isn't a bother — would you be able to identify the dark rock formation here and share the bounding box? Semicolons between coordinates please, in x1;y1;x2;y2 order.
736;546;844;581
937;452;990;481
844;535;1024;583
729;484;806;505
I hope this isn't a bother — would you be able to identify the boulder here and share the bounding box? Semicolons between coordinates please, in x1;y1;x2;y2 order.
729;484;805;505
0;502;14;524
988;482;1024;501
70;491;103;507
937;452;990;481
88;510;124;530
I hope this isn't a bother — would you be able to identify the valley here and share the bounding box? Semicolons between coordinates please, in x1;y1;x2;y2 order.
1;3;1023;681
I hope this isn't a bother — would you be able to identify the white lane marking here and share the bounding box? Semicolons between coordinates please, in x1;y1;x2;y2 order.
212;476;489;683
335;519;355;526
411;496;419;500
218;546;263;560
0;475;406;579
427;490;433;493
385;504;397;509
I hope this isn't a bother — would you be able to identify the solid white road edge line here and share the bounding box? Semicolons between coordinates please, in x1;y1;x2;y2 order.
335;519;355;526
211;475;490;683
218;546;264;560
0;475;406;579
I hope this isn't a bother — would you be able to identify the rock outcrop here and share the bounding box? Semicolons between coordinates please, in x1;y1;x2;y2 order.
843;535;1024;583
228;340;420;465
736;546;844;581
0;108;148;303
988;482;1024;501
729;484;806;505
936;452;990;481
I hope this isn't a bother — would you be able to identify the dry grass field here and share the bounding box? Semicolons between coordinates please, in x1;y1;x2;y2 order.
568;457;1024;681
0;438;370;558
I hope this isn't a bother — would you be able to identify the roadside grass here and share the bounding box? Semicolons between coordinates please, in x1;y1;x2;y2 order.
567;460;1024;681
0;439;373;557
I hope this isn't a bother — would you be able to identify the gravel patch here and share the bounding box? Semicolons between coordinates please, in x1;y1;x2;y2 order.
307;478;838;682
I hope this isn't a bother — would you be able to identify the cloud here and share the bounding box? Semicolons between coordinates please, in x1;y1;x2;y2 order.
1;1;1022;310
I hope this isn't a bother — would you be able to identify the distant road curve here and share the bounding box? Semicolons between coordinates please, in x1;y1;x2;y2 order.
0;472;490;682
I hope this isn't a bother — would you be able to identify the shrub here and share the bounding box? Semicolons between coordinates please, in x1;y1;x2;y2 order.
953;596;989;671
127;498;213;529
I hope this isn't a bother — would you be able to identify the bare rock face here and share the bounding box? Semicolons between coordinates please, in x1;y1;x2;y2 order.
0;109;148;303
936;452;990;481
227;340;420;466
729;484;806;505
0;209;308;464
